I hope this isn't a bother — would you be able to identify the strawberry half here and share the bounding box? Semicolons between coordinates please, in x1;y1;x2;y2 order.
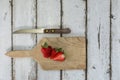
52;52;65;61
41;42;52;58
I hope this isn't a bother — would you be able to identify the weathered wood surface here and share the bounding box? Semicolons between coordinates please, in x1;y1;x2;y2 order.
0;0;12;80
0;0;120;80
62;0;86;80
13;0;37;80
87;0;110;80
37;0;60;80
111;0;120;80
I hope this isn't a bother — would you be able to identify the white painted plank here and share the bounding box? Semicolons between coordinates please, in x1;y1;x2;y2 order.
87;0;110;80
62;0;86;80
111;0;120;80
37;0;60;80
13;0;37;80
0;0;11;80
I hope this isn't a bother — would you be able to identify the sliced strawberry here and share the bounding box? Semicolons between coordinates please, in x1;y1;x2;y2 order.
53;52;65;61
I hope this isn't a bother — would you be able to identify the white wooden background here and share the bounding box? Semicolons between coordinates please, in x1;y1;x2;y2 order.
0;0;119;80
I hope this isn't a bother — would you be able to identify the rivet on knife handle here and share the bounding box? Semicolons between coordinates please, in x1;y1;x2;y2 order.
44;28;71;34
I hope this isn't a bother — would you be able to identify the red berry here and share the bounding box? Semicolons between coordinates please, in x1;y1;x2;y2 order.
41;42;65;61
50;48;57;59
53;52;65;61
41;46;52;58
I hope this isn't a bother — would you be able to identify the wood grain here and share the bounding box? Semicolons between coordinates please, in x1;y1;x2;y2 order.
6;50;31;58
37;0;60;80
5;37;86;70
13;0;37;80
111;0;120;80
87;0;110;80
0;0;12;80
34;37;86;70
62;0;86;80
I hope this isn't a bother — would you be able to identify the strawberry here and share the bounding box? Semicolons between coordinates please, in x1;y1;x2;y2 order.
52;52;65;61
50;48;57;59
50;48;63;59
41;42;52;58
41;42;65;61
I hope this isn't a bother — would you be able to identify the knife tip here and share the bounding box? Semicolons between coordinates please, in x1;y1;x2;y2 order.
13;31;17;34
13;30;23;34
13;30;18;33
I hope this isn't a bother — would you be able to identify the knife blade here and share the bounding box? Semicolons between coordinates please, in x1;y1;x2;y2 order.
14;28;71;34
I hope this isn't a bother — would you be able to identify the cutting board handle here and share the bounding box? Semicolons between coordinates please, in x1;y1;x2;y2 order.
5;50;31;58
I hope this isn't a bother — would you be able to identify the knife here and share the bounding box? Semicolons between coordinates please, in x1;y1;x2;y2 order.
14;28;71;34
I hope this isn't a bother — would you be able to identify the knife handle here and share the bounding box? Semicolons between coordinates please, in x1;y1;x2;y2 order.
44;28;71;34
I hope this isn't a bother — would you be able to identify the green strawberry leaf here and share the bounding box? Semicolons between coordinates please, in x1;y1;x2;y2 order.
58;48;62;52
42;42;48;48
55;48;63;52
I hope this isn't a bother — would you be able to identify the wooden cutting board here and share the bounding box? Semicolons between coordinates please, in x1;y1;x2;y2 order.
6;37;86;70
